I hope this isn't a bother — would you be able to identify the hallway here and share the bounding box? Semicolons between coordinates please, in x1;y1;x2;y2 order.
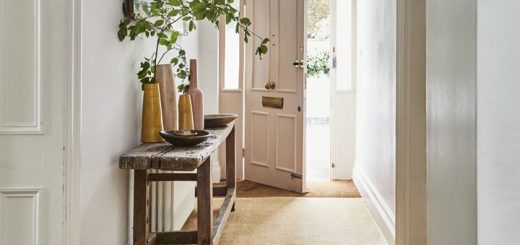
183;181;386;244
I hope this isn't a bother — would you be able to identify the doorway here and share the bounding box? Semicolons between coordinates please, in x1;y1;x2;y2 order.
305;0;332;181
305;0;357;182
218;0;357;191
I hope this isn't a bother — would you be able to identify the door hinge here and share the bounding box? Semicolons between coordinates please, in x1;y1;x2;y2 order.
291;173;303;179
331;162;335;168
242;148;246;158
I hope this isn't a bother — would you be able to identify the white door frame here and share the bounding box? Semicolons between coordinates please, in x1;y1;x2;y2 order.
63;0;82;244
395;0;427;244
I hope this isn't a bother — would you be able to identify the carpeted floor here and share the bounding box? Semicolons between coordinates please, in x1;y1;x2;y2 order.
182;197;387;245
235;180;361;198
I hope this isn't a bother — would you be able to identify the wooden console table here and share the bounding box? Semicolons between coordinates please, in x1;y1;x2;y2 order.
119;122;236;245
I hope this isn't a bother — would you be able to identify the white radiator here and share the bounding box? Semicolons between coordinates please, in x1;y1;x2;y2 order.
127;170;197;245
149;169;176;232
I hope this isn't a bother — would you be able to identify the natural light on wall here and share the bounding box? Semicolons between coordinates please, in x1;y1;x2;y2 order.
335;0;352;91
224;0;241;89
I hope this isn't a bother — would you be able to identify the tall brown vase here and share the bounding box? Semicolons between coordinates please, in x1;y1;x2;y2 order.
178;94;194;130
156;64;178;130
141;83;164;143
188;59;204;130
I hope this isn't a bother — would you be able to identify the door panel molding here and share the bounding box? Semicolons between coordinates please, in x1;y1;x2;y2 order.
276;0;299;92
277;89;297;94
0;0;42;134
275;113;297;173
251;111;270;167
0;188;42;245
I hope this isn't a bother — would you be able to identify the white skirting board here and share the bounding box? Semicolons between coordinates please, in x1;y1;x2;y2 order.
353;166;395;245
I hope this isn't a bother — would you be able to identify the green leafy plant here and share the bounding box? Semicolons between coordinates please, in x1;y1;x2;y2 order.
306;52;330;77
177;82;190;94
118;0;269;91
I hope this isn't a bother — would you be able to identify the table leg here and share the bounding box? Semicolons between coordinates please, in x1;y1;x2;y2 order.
197;157;213;245
134;170;150;245
226;126;236;211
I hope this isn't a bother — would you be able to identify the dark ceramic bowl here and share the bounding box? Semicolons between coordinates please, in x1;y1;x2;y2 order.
160;130;210;147
204;113;238;128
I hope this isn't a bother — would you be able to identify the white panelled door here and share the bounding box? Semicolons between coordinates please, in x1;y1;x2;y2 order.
244;0;305;193
0;0;68;244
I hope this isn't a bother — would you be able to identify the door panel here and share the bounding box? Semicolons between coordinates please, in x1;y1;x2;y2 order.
244;0;305;193
251;111;269;167
0;0;67;244
275;114;297;172
277;0;298;92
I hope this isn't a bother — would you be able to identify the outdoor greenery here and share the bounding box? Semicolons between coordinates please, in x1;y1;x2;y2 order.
307;52;330;77
118;0;269;91
307;0;329;37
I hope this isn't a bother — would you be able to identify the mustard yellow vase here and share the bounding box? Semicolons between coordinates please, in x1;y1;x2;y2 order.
141;83;164;143
178;94;194;130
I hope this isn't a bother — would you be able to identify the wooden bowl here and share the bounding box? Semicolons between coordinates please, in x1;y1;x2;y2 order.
159;130;210;147
204;113;238;128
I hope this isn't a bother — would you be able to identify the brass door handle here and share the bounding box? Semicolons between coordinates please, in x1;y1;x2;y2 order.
264;81;276;90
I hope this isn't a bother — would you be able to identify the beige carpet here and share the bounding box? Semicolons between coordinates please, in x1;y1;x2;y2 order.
183;197;387;245
235;180;361;198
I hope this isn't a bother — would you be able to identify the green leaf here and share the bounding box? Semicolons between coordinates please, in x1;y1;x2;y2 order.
118;20;128;41
225;14;232;24
118;28;127;41
159;38;170;46
168;9;179;16
170;31;180;43
259;45;268;54
169;0;182;6
154;19;164;26
239;18;251;26
189;20;195;31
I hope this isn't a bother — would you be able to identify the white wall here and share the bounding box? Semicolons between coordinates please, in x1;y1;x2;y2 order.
426;0;478;244
478;1;520;244
353;0;396;241
80;1;199;244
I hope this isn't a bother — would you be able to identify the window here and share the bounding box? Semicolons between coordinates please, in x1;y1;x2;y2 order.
223;0;241;90
335;0;353;91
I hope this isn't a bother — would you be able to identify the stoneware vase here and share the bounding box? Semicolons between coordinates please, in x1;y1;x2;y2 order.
188;59;204;130
141;83;164;143
156;64;178;130
178;94;194;130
